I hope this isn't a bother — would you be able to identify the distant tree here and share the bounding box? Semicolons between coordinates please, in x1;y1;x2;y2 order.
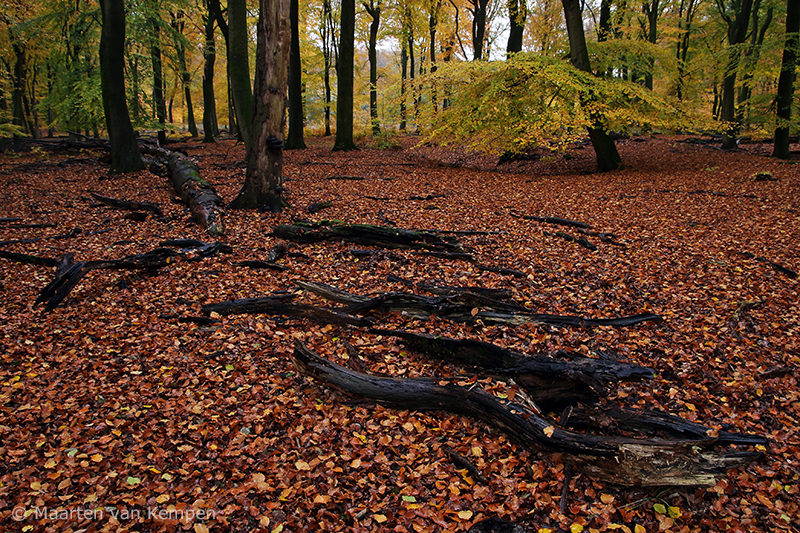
773;0;800;159
228;0;253;147
201;3;219;143
364;0;381;135
99;0;145;173
171;11;198;137
287;0;307;148
506;0;527;55
716;0;755;149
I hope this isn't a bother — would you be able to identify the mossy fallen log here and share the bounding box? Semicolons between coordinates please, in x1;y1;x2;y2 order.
168;153;225;237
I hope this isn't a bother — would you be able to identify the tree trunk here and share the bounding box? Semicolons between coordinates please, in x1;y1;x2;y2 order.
99;0;145;173
469;0;488;60
229;0;291;211
150;12;168;146
718;0;755;149
400;44;408;131
286;0;307;149
228;0;253;147
642;0;659;89
561;0;622;172
168;153;225;235
506;0;526;55
334;0;356;150
675;0;698;100
774;0;800;159
11;43;28;136
429;0;441;113
322;0;335;137
202;12;218;143
365;0;381;135
737;2;773;129
172;11;198;137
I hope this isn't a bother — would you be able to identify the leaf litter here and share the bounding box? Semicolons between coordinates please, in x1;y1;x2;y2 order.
0;135;798;532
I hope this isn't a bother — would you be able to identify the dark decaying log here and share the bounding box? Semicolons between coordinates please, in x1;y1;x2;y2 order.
201;293;372;326
272;222;466;252
545;231;597;251
168;153;225;236
89;191;164;217
294;341;761;486
235;242;290;271
739;252;797;279
387;274;514;300
523;216;592;229
296;280;662;328
0;250;58;267
370;329;653;405
30;240;228;312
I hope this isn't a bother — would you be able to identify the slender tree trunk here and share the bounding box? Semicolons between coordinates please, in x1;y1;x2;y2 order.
230;0;291;211
469;0;488;60
150;14;167;145
172;12;198;137
99;0;145;173
287;0;307;148
719;0;755;149
561;0;621;172
334;0;356;150
321;0;336;137
365;0;381;135
11;44;28;136
429;0;441;113
642;0;659;89
506;0;526;55
228;0;253;147
737;1;773;129
202;12;218;143
675;0;698;100
774;0;800;159
400;44;408;131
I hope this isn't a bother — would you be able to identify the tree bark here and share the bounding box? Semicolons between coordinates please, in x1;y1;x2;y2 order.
202;10;218;143
365;0;381;135
168;153;226;235
773;0;800;159
172;11;198;137
718;0;755;149
506;0;526;55
149;7;168;146
228;0;254;147
334;0;357;150
99;0;145;173
229;0;291;211
561;0;622;172
286;0;307;149
469;0;489;60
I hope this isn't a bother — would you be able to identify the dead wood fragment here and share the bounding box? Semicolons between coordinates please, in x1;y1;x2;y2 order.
387;274;514;300
294;280;369;304
324;175;366;180
409;193;446;200
524;216;592;229
293;341;761;486
201;294;372;326
442;445;488;483
235;260;289;271
89;191;163;216
167;153;225;236
308;200;333;213
576;228;625;246
7;222;57;229
476;264;527;278
0;250;58;267
272;222;465;252
545;231;598;251
739;252;797;278
371;329;653;405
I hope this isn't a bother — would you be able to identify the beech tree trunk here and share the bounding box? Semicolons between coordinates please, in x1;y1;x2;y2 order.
718;0;755;150
773;0;800;159
561;0;622;172
99;0;145;173
228;0;253;148
286;0;307;149
365;0;381;135
230;0;291;211
150;12;168;146
202;12;218;143
506;0;526;55
334;0;356;150
469;0;489;60
172;11;198;137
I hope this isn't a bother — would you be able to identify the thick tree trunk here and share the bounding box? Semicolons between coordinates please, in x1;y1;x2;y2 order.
561;0;622;171
230;0;291;211
719;0;755;150
202;13;218;143
334;0;357;150
99;0;145;173
228;0;253;147
470;0;488;60
150;14;168;146
773;0;800;159
506;0;526;55
286;0;307;149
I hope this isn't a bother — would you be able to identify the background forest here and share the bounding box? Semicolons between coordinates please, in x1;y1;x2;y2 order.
0;0;797;153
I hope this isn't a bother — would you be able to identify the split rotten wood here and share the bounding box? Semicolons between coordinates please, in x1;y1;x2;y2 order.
294;341;764;487
168;153;225;237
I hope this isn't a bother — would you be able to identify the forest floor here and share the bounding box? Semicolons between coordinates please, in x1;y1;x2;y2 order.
0;134;798;533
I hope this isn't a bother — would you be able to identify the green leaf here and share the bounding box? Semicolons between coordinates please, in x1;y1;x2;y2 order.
66;448;78;457
225;364;234;371
653;503;667;515
401;495;417;503
126;476;141;486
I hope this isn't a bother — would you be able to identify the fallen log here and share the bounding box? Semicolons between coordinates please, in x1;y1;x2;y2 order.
308;200;333;214
476;264;527;278
201;294;372;326
0;250;58;267
523;216;592;229
387;274;514;300
371;329;653;405
167;152;225;236
89;191;163;217
293;341;760;486
272;221;466;252
739;252;797;279
545;231;597;251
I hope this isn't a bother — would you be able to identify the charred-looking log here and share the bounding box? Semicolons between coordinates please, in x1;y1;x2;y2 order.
370;329;653;406
168;153;225;236
523;215;592;229
89;192;164;217
294;342;761;486
201;293;372;326
387;274;514;300
272;222;465;252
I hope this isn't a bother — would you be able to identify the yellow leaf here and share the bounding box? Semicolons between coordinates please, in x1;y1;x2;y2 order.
457;510;473;520
260;516;271;527
279;488;292;501
668;506;682;518
84;493;97;503
271;524;284;533
30;481;42;491
543;426;555;438
313;494;331;504
634;525;646;533
538;529;553;533
374;514;388;523
471;446;482;456
90;453;103;462
295;460;311;471
156;494;170;504
194;524;210;533
600;493;614;504
570;524;584;533
351;458;362;468
44;458;57;469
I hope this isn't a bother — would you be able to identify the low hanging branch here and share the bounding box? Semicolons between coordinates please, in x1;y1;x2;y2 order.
293;342;762;487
